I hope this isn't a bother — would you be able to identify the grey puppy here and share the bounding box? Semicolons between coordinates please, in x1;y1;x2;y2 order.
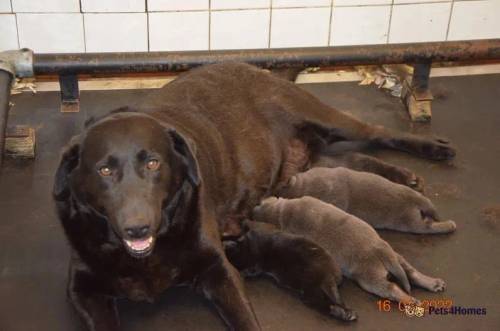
278;167;456;234
253;197;447;303
224;220;357;321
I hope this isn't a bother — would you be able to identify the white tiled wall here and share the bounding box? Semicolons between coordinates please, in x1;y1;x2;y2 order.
270;7;331;48
448;1;500;40
84;13;148;52
12;0;80;13
81;0;145;13
389;2;452;43
0;0;12;13
149;11;209;51
17;13;85;53
331;6;391;46
0;14;18;50
148;0;209;11
211;9;270;50
0;0;499;53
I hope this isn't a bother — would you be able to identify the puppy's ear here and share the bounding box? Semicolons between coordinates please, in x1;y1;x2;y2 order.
53;139;80;201
167;129;200;187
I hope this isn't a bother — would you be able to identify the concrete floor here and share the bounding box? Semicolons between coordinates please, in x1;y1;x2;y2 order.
1;75;499;331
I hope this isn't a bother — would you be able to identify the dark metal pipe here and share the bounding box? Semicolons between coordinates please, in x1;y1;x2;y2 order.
0;70;13;166
32;39;500;75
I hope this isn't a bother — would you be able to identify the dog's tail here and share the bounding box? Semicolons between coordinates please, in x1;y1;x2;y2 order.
378;248;411;293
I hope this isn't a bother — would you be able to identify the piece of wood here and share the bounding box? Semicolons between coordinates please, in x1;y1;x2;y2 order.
401;78;432;122
5;125;36;158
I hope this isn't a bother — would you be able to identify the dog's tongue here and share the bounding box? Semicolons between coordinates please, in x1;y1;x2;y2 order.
125;237;153;251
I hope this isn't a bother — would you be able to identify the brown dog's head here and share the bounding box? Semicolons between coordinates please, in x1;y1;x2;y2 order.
53;109;199;258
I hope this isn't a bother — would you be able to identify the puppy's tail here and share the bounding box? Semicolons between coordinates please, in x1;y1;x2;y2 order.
378;249;411;293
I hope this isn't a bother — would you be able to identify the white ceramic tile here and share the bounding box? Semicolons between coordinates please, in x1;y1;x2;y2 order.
148;0;209;11
17;13;84;53
448;0;500;40
334;0;391;6
0;15;18;50
331;6;390;46
270;7;330;48
149;12;208;51
84;13;147;52
12;0;80;12
395;0;449;3
81;0;145;13
272;0;330;7
389;2;451;43
211;0;270;10
0;0;12;13
211;9;270;50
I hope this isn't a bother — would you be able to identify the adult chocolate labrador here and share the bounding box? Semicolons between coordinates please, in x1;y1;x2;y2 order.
53;62;455;331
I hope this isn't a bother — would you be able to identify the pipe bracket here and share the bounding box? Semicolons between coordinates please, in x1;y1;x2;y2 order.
0;48;34;78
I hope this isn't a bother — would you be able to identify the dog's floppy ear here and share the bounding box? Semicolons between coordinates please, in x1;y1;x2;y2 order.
168;129;200;187
53;138;80;201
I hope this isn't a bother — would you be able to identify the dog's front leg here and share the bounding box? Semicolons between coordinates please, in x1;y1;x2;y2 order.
197;256;261;331
312;152;424;191
373;128;456;161
67;258;119;331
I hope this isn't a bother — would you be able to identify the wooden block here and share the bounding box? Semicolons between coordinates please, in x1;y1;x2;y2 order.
5;125;36;158
401;79;432;122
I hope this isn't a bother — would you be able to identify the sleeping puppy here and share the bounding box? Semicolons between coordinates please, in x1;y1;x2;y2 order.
224;220;357;321
253;197;447;304
278;167;456;234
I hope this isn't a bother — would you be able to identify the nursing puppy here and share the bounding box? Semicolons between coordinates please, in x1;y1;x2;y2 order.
253;197;447;303
224;221;357;321
278;167;456;234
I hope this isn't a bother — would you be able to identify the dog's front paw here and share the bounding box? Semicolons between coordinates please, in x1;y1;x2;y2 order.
420;137;456;161
431;278;446;292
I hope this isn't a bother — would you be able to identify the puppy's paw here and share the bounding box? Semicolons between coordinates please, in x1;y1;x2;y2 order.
431;278;446;292
388;168;425;192
330;305;357;322
430;220;457;234
407;173;425;192
443;220;457;232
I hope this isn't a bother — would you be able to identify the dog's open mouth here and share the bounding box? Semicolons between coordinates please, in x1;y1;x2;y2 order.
123;236;155;258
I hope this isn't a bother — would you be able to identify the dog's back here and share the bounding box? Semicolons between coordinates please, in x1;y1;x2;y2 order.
281;167;437;230
254;197;386;273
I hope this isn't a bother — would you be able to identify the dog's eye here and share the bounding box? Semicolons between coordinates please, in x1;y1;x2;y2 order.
98;166;112;176
146;159;160;171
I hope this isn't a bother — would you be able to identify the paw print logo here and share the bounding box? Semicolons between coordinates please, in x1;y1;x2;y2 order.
404;302;425;317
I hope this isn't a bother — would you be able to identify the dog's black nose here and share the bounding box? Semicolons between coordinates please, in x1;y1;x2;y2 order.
125;225;150;239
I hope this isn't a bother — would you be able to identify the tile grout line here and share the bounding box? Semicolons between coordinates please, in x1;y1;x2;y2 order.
386;0;395;44
14;12;20;49
146;0;150;51
79;0;86;52
327;0;334;46
208;0;212;50
10;0;19;49
268;0;272;48
82;12;87;52
445;0;455;41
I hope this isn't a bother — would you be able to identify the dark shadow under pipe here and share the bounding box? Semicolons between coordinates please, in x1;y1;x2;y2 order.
0;70;13;167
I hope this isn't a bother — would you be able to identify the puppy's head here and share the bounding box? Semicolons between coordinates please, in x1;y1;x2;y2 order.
252;197;282;225
54;110;199;258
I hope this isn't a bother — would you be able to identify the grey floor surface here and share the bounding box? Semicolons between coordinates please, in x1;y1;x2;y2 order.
0;74;499;331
